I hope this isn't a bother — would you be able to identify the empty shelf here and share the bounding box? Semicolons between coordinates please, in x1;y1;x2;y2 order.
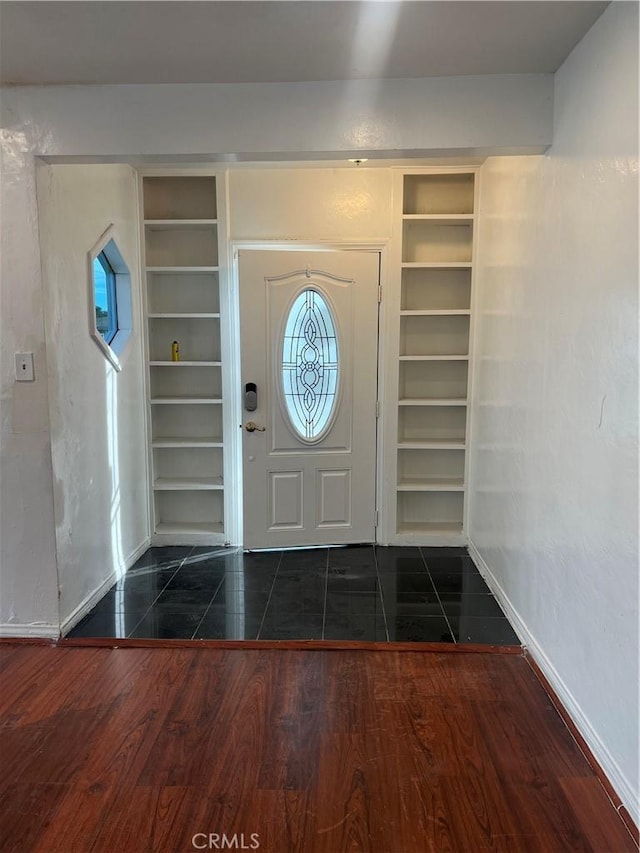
149;360;222;366
152;437;223;448
397;478;465;492
398;398;467;407
402;214;474;223
153;477;224;491
155;522;225;536
398;440;466;450
396;521;464;535
148;313;220;319
144;219;218;228
399;355;468;361
146;266;220;273
401;262;472;269
151;397;223;405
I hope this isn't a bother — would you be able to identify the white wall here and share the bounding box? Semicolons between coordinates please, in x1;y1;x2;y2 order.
1;75;553;161
36;164;149;631
469;2;638;820
0;137;59;636
229;168;393;241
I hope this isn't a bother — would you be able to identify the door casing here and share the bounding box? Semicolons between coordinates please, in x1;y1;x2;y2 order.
225;241;393;548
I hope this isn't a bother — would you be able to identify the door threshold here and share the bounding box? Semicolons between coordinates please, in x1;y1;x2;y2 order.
57;636;522;654
243;542;375;553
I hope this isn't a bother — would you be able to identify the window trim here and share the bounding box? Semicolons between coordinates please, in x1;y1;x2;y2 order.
88;225;134;372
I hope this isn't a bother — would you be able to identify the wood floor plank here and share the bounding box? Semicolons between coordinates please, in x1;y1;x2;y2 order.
135;651;227;787
475;698;591;784
0;644;635;853
193;651;272;797
437;772;531;851
559;776;639;852
494;775;637;851
313;733;375;853
240;789;315;853
323;651;379;735
0;784;68;853
71;652;181;791
0;645;82;720
255;651;326;791
84;786;202;853
30;781;121;853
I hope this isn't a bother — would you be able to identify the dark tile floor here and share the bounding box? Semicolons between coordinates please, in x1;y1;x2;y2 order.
67;545;520;644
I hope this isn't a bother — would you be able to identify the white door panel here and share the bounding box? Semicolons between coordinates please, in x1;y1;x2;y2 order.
239;249;379;549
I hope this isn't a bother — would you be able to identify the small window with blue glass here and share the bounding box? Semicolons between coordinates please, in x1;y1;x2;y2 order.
93;251;118;344
88;230;132;371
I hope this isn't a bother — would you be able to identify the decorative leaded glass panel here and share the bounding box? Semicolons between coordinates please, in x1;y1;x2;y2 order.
281;289;339;441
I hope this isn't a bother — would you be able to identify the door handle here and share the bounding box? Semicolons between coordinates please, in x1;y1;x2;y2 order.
244;421;266;432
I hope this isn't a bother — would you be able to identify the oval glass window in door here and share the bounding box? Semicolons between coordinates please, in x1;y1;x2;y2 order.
281;289;339;442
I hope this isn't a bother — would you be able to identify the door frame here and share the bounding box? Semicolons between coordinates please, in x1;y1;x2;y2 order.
225;240;392;548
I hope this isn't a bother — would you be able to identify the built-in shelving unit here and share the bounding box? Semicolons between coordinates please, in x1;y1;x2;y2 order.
393;171;476;542
141;175;227;543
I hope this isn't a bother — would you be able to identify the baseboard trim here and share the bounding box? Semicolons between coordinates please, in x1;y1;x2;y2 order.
59;537;151;637
524;651;639;842
467;537;639;833
0;623;59;639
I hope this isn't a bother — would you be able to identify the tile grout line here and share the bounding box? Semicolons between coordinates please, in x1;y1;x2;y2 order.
190;577;226;640
321;548;330;640
255;550;284;640
419;547;457;644
187;545;243;639
125;549;193;639
373;546;391;642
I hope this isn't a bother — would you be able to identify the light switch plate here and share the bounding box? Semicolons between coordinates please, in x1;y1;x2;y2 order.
15;352;35;382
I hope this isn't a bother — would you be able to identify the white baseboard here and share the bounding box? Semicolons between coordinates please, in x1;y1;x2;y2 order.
150;532;227;547
465;540;526;644
0;623;59;639
467;537;639;828
59;536;151;637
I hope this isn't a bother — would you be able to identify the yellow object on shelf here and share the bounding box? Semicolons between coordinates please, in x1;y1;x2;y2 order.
171;341;180;361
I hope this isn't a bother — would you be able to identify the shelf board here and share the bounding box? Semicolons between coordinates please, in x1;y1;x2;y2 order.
398;440;466;450
148;313;220;319
152;437;223;448
396;521;464;535
150;397;223;405
397;478;465;492
155;522;225;536
149;361;222;367
399;355;469;362
401;262;472;269
144;219;218;229
400;310;471;316
146;266;220;273
402;214;474;223
398;398;467;407
154;477;224;491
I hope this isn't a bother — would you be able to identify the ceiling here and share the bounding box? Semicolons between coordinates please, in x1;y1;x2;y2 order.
0;1;609;87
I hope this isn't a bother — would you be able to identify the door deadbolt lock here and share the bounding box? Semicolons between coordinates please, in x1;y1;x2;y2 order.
244;382;257;412
244;421;266;432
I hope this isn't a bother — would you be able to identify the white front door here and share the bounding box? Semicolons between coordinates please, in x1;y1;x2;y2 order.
239;249;379;549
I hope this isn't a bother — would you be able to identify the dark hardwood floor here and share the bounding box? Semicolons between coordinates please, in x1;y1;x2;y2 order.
0;643;636;853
